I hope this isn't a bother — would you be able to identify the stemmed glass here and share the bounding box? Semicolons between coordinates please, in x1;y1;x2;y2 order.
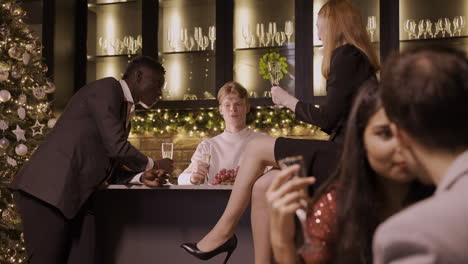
199;142;211;184
180;28;189;50
459;16;466;36
275;32;286;46
425;19;434;38
168;28;177;51
285;20;294;43
161;143;173;159
268;61;281;87
278;156;317;254
417;20;425;39
242;24;252;48
436;18;446;37
366;16;376;42
404;19;414;40
200;36;210;51
257;23;266;47
443;18;452;37
208;26;216;50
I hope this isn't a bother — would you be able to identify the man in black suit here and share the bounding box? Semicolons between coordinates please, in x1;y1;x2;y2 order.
10;56;172;263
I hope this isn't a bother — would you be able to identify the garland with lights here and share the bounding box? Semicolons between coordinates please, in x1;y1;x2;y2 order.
132;106;321;138
0;1;56;263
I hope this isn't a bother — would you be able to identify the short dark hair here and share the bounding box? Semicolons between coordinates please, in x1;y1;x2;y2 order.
380;46;468;152
122;55;165;79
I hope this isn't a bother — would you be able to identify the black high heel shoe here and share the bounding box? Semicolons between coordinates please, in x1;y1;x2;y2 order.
180;235;238;264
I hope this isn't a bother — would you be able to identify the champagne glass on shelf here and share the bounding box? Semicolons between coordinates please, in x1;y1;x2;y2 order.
453;17;460;37
242;24;252;48
275;32;286;46
161;143;173;159
425;19;434;38
257;23;266;47
436;18;446;37
417;20;425;39
404;19;413;39
457;16;466;36
443;17;452;37
180;28;188;51
366;16;376;42
285;20;294;43
188;37;195;51
208;26;216;50
409;20;417;39
201;36;210;51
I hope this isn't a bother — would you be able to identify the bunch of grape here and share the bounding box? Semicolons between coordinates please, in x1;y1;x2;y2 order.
212;166;239;185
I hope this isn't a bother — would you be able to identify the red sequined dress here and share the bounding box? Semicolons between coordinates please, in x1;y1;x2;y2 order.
301;188;337;263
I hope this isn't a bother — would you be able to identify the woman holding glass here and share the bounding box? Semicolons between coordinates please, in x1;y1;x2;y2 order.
181;1;379;263
266;79;434;263
177;81;266;185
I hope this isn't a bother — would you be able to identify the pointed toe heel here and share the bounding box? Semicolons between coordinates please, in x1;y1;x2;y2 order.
180;234;238;263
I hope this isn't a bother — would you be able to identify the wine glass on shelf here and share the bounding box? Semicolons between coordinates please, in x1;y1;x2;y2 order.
443;17;452;37
417;20;425;39
257;23;266;47
188;37;195;51
285;20;294;43
161;143;174;159
366;16;376;42
242;24;252;48
457;16;466;36
180;28;188;51
275;32;286;46
200;36;210;51
208;26;216;50
436;18;446;38
404;19;413;40
453;17;460;37
425;19;434;38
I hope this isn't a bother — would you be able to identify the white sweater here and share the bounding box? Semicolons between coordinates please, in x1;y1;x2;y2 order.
178;128;265;185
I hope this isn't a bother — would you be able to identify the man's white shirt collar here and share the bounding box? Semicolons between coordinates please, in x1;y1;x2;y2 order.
119;79;134;104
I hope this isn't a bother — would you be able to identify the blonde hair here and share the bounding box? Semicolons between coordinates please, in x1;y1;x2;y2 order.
217;81;249;104
318;0;380;79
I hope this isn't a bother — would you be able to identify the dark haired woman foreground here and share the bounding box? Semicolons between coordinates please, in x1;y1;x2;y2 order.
266;79;434;263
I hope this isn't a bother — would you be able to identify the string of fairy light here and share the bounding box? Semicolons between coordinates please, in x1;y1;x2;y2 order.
131;106;321;138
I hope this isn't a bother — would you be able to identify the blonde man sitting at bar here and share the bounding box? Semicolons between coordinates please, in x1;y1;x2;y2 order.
178;81;266;185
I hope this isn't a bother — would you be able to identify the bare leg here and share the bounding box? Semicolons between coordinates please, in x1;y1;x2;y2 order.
197;135;277;251
251;169;278;264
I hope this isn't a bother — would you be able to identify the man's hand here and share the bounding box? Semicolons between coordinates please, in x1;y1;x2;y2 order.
189;161;209;184
141;169;169;187
154;158;174;174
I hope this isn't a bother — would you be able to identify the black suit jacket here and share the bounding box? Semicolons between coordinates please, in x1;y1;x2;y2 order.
10;77;148;219
294;44;375;142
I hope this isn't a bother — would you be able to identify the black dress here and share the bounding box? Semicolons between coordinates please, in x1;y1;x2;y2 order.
275;44;375;190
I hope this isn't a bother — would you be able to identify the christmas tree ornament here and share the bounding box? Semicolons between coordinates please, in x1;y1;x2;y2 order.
18;93;27;105
45;81;55;93
32;86;46;99
2;207;14;222
22;51;31;65
8;46;22;60
12;125;26;141
47;118;57;128
17;107;26;120
25;43;35;52
6;156;17;167
0;62;9;82
0;90;11;102
10;69;21;79
15;144;27;156
31;120;44;136
0;120;8;131
0;137;10;149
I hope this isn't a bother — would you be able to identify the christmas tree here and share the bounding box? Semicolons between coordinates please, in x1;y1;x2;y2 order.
0;1;56;262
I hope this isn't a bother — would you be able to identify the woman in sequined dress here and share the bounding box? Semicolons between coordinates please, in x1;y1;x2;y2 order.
266;79;434;263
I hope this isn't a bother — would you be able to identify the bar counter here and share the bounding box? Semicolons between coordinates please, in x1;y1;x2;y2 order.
95;184;254;264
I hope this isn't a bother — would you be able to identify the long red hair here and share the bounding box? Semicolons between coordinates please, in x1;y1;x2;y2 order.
318;0;380;79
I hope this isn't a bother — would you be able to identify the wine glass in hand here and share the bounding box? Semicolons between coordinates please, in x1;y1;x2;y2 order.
199;143;212;184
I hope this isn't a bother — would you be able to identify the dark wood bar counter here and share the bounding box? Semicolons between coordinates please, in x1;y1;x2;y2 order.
95;185;254;264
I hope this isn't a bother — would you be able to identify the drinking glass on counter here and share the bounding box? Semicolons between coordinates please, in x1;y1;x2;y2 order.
161;143;173;159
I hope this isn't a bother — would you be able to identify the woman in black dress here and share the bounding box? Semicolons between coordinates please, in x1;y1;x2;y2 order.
181;1;379;263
